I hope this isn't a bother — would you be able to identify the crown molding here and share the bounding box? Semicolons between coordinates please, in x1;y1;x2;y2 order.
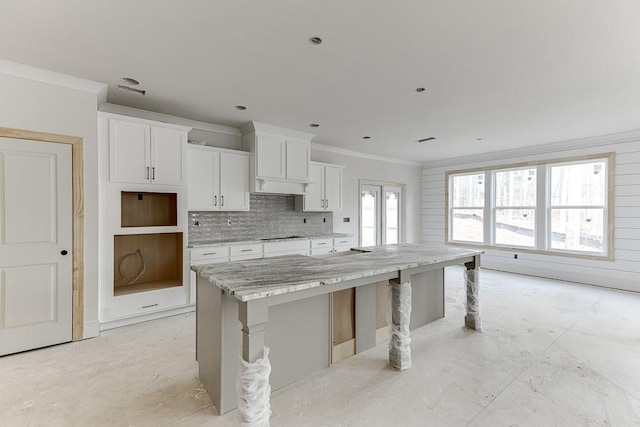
100;103;241;136
421;130;640;169
312;143;422;167
0;59;107;98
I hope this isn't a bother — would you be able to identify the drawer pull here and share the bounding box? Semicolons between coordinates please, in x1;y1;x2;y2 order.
339;240;348;244
142;303;159;309
317;242;327;245
203;252;217;255
240;249;253;252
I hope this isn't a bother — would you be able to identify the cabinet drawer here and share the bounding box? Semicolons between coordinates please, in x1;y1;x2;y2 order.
230;243;263;257
334;237;356;248
263;240;309;254
311;238;333;249
264;249;309;258
190;246;230;261
311;248;332;255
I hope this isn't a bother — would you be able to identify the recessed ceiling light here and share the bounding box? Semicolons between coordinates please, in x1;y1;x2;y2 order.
309;36;323;45
416;137;436;143
415;87;426;93
235;105;247;111
120;77;140;86
362;136;371;140
117;85;146;95
309;123;320;128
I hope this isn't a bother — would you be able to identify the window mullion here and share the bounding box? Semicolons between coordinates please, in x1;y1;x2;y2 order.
536;164;547;251
484;171;493;245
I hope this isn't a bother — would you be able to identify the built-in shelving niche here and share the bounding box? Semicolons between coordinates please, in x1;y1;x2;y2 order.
114;233;183;296
121;191;177;227
114;191;182;297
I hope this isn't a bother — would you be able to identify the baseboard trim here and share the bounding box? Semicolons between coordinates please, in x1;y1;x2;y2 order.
99;305;195;331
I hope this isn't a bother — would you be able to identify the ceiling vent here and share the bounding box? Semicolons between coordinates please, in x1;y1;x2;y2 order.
416;137;436;143
117;85;146;96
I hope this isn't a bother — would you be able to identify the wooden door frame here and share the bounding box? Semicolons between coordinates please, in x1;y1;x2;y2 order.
0;127;84;341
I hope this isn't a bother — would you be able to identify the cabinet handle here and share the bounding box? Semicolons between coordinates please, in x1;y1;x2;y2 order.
146;167;150;179
317;242;327;246
152;167;155;180
203;252;217;255
221;195;224;206
214;195;217;206
142;303;159;309
240;249;253;252
325;199;329;208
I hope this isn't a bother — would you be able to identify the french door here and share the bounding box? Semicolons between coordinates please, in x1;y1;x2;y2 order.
360;183;403;246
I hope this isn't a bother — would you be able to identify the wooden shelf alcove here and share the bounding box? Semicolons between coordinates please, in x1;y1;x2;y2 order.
113;232;183;297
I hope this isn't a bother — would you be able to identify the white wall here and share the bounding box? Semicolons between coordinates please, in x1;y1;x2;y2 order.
421;133;640;293
312;148;423;243
0;73;101;337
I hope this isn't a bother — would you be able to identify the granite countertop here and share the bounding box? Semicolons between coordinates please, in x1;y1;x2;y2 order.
188;233;354;248
192;243;482;302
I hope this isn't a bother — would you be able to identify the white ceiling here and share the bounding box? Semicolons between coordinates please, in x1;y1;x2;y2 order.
2;1;640;162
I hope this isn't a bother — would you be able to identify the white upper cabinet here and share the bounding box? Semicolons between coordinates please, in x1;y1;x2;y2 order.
186;145;249;211
297;162;344;211
106;114;189;185
255;134;286;180
285;138;310;182
241;121;314;195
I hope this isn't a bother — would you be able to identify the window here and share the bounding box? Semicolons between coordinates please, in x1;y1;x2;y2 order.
549;161;606;253
450;174;484;243
494;168;536;247
446;154;613;258
360;183;404;246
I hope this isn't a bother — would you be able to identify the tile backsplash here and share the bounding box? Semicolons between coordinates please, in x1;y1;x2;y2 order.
188;194;333;243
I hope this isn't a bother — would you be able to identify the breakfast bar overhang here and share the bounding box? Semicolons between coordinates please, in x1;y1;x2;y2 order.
192;244;483;422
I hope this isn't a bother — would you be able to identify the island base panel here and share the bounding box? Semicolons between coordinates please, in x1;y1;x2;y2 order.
196;277;330;415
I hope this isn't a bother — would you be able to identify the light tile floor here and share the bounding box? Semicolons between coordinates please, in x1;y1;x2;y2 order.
2;267;639;426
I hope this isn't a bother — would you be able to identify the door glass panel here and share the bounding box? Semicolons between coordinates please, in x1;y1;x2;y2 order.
385;191;399;244
361;190;377;247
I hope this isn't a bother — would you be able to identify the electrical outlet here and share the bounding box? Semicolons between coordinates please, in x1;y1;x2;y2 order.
194;220;200;226
343;217;350;222
303;218;307;223
323;218;326;223
513;254;518;259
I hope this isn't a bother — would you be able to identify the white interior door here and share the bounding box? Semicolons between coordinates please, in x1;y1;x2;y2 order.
0;138;73;356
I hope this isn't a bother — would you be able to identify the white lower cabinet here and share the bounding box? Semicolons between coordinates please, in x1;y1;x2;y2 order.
188;236;355;302
264;240;310;257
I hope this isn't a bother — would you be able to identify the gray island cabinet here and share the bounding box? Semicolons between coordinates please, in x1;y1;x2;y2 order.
192;243;482;421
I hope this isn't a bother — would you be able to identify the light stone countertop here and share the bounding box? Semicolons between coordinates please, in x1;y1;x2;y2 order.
188;233;353;248
192;243;482;302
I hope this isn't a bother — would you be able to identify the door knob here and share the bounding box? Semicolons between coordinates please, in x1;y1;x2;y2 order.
61;250;68;255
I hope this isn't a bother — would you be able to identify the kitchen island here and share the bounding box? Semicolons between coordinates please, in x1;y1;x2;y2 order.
192;244;482;422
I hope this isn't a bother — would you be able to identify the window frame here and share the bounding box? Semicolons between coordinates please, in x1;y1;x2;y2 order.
444;153;614;260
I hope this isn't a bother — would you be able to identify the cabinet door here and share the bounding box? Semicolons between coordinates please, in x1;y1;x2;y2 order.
151;127;185;185
109;119;150;183
324;165;343;211
286;138;310;181
219;152;249;211
304;163;325;211
255;135;285;179
186;148;219;210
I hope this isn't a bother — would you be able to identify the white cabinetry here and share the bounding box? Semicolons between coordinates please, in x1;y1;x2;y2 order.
297;162;344;211
241;121;313;195
186;145;249;211
106;113;188;185
263;240;310;257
